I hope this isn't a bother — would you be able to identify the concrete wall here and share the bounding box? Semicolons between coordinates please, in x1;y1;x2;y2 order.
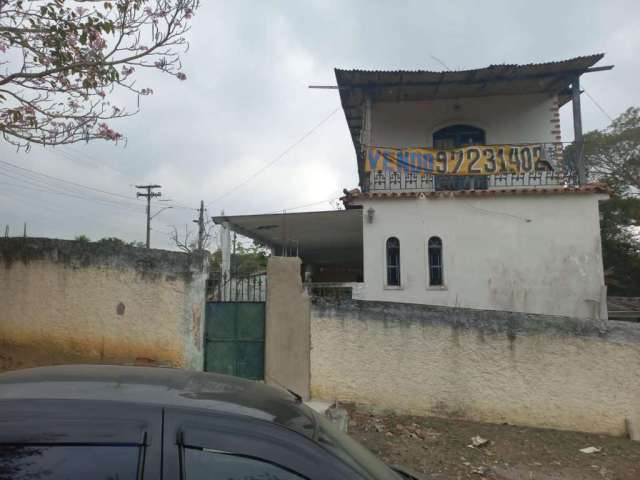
265;256;310;399
0;238;207;371
355;194;607;319
310;298;640;436
371;93;559;147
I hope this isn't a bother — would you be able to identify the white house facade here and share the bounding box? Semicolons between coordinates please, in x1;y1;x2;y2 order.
371;93;558;148
214;54;612;320
352;193;606;319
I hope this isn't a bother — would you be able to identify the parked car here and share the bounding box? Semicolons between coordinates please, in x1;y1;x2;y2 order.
0;365;427;479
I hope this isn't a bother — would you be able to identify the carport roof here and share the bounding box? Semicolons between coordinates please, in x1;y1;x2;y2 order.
212;209;363;267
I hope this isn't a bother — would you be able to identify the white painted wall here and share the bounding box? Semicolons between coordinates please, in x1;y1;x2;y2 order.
371;93;558;147
354;194;607;319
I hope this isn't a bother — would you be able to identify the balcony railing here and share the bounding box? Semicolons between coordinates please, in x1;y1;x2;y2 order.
362;142;579;193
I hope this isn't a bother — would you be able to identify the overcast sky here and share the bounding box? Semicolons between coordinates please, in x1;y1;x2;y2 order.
1;0;638;250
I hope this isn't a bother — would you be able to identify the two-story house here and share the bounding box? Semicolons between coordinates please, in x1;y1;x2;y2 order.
214;54;612;319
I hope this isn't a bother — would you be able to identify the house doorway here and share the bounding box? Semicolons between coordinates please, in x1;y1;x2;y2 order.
433;124;488;190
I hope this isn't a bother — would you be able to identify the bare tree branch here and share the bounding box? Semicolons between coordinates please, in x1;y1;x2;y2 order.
170;224;194;253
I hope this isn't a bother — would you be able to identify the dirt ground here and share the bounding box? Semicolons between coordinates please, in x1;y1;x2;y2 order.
345;406;640;480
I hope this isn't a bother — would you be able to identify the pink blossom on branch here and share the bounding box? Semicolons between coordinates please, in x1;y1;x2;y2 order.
0;0;200;148
98;123;122;141
121;66;135;77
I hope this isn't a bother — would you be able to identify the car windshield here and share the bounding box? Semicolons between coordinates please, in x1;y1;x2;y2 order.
312;411;402;480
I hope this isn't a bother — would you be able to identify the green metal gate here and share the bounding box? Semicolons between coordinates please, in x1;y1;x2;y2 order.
204;302;265;380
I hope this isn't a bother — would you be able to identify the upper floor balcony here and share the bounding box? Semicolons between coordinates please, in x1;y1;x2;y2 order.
333;54;613;194
361;142;579;193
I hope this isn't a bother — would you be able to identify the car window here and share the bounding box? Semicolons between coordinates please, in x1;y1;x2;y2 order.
0;444;141;480
183;447;306;480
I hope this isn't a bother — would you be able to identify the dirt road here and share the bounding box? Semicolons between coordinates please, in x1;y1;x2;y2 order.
346;407;640;480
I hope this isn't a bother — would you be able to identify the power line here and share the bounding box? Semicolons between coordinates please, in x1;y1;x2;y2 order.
0;158;137;201
0;178;142;213
0;186;142;232
223;195;346;217
429;54;451;71
0;158;193;210
206;107;339;208
280;196;342;212
584;89;614;123
0;169;145;211
51;147;128;179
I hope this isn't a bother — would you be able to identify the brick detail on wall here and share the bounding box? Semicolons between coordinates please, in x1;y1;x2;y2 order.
550;95;561;143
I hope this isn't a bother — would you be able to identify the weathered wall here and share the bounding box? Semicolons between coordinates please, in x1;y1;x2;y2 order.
0;238;207;371
265;256;310;399
310;298;640;436
371;93;558;147
355;194;606;319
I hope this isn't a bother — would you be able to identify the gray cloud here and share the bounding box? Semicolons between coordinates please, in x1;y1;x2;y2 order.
1;0;638;249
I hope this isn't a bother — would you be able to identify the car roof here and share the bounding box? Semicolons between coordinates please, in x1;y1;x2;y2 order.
0;365;315;437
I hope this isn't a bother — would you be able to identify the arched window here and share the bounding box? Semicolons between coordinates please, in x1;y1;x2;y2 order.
433;124;485;149
386;237;401;286
432;124;488;191
428;236;443;286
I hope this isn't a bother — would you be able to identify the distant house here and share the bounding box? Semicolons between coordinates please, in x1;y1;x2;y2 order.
214;54;612;319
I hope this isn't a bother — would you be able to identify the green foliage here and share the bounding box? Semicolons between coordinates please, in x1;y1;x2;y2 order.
209;241;269;274
74;236;146;248
96;236;126;246
98;237;147;248
584;107;640;194
232;241;269;273
585;107;640;295
600;198;640;295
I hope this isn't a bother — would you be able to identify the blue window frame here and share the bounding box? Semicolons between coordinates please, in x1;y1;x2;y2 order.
428;236;443;286
386;237;401;286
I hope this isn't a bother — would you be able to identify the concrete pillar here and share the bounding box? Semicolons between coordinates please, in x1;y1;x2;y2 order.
265;256;310;399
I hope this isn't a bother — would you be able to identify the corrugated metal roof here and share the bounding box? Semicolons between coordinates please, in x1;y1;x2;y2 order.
212;210;363;267
335;54;607;184
335;54;604;77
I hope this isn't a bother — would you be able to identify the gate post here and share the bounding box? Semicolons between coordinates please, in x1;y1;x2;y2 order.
184;249;209;371
265;256;311;400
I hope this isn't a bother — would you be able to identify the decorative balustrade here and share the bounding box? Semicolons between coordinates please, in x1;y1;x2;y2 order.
362;142;579;193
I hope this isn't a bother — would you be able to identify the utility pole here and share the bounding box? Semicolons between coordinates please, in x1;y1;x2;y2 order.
572;75;586;186
193;200;205;250
135;184;162;248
